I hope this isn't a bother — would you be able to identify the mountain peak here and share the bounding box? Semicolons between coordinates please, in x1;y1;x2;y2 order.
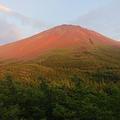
54;24;82;28
0;25;119;60
50;24;83;32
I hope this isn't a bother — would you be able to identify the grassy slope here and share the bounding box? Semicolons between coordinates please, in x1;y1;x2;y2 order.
0;46;120;87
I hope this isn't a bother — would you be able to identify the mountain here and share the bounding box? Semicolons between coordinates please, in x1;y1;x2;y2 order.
0;25;120;83
0;24;119;60
0;24;120;120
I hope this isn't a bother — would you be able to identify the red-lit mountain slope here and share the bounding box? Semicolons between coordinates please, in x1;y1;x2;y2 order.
0;25;119;60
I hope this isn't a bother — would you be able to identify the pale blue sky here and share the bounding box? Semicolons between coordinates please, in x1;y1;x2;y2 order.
0;0;112;24
0;0;119;44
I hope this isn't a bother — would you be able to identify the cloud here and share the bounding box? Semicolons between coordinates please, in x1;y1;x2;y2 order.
0;4;11;13
74;0;120;40
0;18;21;45
0;4;45;28
0;3;49;45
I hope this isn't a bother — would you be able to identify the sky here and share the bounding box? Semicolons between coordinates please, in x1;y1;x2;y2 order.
0;0;119;45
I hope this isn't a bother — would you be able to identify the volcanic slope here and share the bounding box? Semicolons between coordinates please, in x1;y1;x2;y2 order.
0;25;120;84
0;24;119;60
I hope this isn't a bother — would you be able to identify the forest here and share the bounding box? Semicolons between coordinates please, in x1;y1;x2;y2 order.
0;74;119;120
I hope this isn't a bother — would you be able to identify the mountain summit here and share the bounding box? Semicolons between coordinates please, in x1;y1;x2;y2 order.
0;25;119;60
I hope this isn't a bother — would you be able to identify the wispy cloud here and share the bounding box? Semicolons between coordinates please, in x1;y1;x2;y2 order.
0;3;49;44
74;0;120;40
0;4;11;13
0;18;21;45
0;4;45;28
